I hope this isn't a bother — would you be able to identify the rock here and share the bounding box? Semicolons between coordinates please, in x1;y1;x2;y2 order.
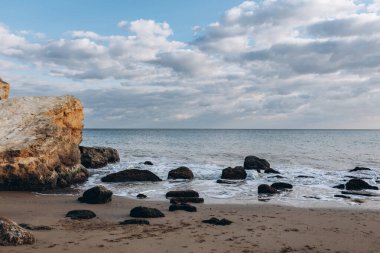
264;168;280;174
0;96;89;190
0;78;10;100
296;175;315;178
168;166;194;180
65;210;96;220
334;194;351;199
349;167;371;172
271;182;293;190
221;166;247;180
341;191;379;197
258;184;278;194
78;185;113;204
268;175;286;179
119;219;150;225
170;197;204;204
137;193;147;199
345;179;378;191
0;217;35;246
130;206;165;218
143;161;153;166
165;190;199;198
79;146;120;169
202;218;232;226
169;203;197;212
303;196;321;200
244;156;270;172
216;179;241;184
18;224;52;231
101;169;162;182
333;184;345;189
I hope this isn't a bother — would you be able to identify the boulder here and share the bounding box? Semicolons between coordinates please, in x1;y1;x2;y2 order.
0;78;10;100
202;218;232;226
271;182;293;190
169;203;197;212
0;96;89;190
79;146;120;169
0;217;35;246
101;169;162;182
258;184;278;194
349;167;371;172
168;166;194;180
65;210;96;220
130;206;165;218
243;156;270;172
165;190;199;198
143;161;153;166
119;219;150;225
264;168;280;174
137;193;147;199
170;197;204;204
345;179;378;191
78;185;113;204
221;166;247;180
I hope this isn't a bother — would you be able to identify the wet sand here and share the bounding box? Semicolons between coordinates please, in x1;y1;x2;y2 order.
0;192;379;253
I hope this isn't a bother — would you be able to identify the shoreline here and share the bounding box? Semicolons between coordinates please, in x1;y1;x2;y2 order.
1;192;379;253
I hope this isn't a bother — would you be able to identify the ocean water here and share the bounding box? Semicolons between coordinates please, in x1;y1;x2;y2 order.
78;129;380;208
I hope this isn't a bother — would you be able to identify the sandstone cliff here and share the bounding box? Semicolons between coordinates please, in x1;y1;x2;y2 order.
0;79;10;100
0;95;89;190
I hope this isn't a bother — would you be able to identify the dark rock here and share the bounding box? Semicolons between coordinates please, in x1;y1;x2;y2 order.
264;168;280;174
258;184;278;194
170;197;204;204
169;203;197;212
119;219;150;225
333;184;345;189
244;156;270;172
137;193;147;199
168;166;194;180
303;196;321;200
101;169;162;182
143;161;153;166
221;166;247;180
334;194;351;199
349;167;371;172
296;175;315;178
18;224;52;231
345;179;378;191
216;179;241;184
271;182;293;190
341;191;379;197
65;210;96;220
165;190;199;198
79;146;120;169
202;218;233;226
268;175;286;179
0;217;35;246
130;206;165;218
78;185;113;204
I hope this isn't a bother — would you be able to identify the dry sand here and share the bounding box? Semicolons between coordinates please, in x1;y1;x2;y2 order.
0;192;379;253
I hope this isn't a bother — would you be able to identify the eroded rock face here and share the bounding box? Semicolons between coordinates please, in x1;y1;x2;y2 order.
0;96;89;190
0;217;35;246
0;79;10;100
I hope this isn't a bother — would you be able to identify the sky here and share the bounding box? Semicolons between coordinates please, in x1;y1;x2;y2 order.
1;0;380;129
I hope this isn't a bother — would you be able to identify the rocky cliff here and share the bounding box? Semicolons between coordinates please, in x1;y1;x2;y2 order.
0;79;10;100
0;95;89;190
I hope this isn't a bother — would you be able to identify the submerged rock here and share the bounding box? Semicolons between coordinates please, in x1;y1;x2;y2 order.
264;168;280;174
221;166;247;180
345;179;378;191
101;169;162;182
0;217;35;246
165;190;199;198
244;156;270;172
0;96;89;190
334;194;351;199
296;175;315;179
65;210;96;220
119;219;150;225
169;203;197;212
349;167;371;172
202;218;233;226
78;185;113;204
130;206;165;218
143;161;153;166
216;179;242;184
137;193;147;199
258;184;278;194
0;78;10;100
271;182;293;190
333;184;345;189
79;146;120;169
168;166;194;180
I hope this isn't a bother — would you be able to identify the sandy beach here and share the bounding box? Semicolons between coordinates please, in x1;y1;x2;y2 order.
0;192;379;253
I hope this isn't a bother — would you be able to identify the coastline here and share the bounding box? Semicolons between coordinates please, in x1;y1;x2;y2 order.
1;192;379;253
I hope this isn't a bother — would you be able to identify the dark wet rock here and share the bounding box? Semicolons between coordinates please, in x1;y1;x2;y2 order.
345;176;372;180
349;167;371;172
168;166;194;180
296;175;315;179
334;194;351;199
80;146;120;169
137;193;147;199
271;182;293;190
243;156;270;172
65;210;96;220
268;175;286;179
165;190;199;198
78;185;113;204
303;196;321;200
216;179;241;184
202;218;233;226
341;191;379;197
333;184;345;189
221;166;247;180
119;219;150;225
0;217;35;246
18;224;52;231
143;161;153;166
345;179;378;191
101;169;162;182
130;206;165;218
169;203;197;212
258;184;278;194
264;168;280;174
170;197;205;204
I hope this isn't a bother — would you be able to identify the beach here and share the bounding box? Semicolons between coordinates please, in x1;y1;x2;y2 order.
1;192;379;253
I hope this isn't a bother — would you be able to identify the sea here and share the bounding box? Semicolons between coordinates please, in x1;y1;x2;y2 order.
78;129;380;208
